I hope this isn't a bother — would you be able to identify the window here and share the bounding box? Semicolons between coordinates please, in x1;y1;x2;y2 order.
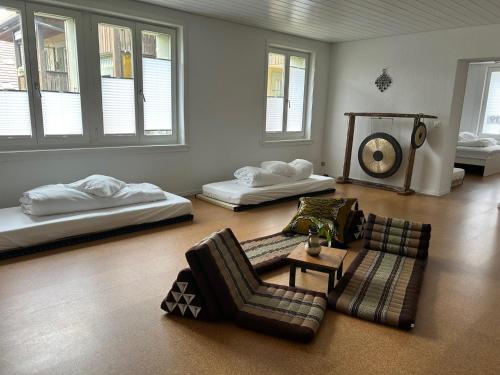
0;0;181;150
264;47;310;141
34;12;83;137
479;67;500;137
97;22;136;136
0;5;32;138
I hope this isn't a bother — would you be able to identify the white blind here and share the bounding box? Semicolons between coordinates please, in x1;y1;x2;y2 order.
0;91;31;136
41;92;83;135
143;57;172;132
286;66;306;131
266;97;284;132
101;78;136;135
483;71;500;135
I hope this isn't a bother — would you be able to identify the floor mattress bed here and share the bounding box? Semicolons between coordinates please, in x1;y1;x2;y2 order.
455;145;500;176
0;192;193;257
196;174;336;211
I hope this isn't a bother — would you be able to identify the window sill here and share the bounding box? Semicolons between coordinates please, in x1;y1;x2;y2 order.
262;139;313;146
0;143;190;161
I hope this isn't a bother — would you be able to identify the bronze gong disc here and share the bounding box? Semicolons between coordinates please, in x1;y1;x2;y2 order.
358;132;402;178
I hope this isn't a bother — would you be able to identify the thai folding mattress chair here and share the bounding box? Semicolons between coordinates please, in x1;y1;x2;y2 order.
162;228;327;342
328;213;431;329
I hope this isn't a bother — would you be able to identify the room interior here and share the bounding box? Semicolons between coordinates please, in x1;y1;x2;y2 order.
0;1;499;374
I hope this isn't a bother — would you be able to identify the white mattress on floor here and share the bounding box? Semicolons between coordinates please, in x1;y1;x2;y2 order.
456;145;500;159
0;192;192;252
201;174;335;205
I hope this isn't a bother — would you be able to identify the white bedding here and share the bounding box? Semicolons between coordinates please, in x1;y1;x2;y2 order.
456;145;500;159
20;182;166;216
0;192;192;252
201;174;335;205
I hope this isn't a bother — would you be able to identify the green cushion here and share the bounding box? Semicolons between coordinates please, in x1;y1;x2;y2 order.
282;197;357;242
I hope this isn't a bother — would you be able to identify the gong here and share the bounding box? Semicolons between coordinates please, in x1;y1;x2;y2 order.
411;122;427;148
358;132;403;178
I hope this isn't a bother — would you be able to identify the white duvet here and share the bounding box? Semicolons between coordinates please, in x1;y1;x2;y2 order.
458;132;498;147
234;159;314;187
20;181;166;216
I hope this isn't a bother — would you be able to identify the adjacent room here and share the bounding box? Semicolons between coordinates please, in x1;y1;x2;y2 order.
0;1;499;374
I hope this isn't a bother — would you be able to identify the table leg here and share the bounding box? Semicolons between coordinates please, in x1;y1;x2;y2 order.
337;263;343;280
301;266;306;273
289;264;296;287
328;271;335;294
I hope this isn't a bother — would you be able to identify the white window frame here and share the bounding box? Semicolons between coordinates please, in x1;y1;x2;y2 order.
26;3;89;146
135;22;178;145
90;15;139;145
263;46;310;142
478;65;500;139
0;0;37;148
0;0;183;151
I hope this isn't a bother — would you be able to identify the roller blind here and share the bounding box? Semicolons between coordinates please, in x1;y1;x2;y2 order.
101;77;136;134
0;91;32;136
286;65;306;131
41;92;83;135
143;57;172;133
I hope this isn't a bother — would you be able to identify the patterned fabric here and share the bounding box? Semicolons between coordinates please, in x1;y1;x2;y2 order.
329;213;431;329
161;268;220;321
363;213;431;260
241;233;308;274
328;249;426;329
282;197;357;243
186;228;327;342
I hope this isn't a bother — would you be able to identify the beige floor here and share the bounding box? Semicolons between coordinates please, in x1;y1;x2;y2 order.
1;174;499;375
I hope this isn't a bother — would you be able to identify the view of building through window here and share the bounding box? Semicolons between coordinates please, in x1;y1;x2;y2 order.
0;6;31;136
34;12;82;136
265;49;308;136
98;23;136;135
266;52;285;132
142;30;173;136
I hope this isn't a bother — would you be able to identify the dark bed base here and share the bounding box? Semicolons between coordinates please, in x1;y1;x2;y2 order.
0;214;194;260
233;188;337;212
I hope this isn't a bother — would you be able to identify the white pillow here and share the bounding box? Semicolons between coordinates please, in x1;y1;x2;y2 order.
234;166;289;187
68;175;126;197
289;159;313;180
260;161;296;177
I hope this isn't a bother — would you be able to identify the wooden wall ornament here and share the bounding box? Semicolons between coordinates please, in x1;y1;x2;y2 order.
336;112;438;195
375;69;392;92
358;132;402;178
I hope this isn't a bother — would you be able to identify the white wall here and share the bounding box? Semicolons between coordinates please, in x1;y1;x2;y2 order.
459;63;489;134
323;24;500;196
0;0;331;208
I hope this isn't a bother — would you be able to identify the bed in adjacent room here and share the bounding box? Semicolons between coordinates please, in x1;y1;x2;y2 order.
455;145;500;176
196;160;335;211
0;176;193;256
455;132;500;176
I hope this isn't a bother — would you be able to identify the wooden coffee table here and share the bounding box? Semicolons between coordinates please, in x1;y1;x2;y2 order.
287;243;348;294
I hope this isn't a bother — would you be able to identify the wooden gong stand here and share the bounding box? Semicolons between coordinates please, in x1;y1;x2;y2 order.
336;112;438;195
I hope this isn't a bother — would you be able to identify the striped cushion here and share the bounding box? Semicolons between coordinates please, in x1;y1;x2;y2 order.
186;228;327;342
329;249;426;329
363;214;431;259
241;233;308;274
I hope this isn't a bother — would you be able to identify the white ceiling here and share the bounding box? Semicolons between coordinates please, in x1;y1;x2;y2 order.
138;0;500;42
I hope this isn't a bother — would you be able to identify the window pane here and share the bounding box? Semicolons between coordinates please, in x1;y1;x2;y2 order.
142;30;172;136
286;55;306;132
266;52;285;132
482;71;500;135
34;13;83;136
98;23;135;135
0;6;31;136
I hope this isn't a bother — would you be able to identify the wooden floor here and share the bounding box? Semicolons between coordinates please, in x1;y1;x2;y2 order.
1;174;499;375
